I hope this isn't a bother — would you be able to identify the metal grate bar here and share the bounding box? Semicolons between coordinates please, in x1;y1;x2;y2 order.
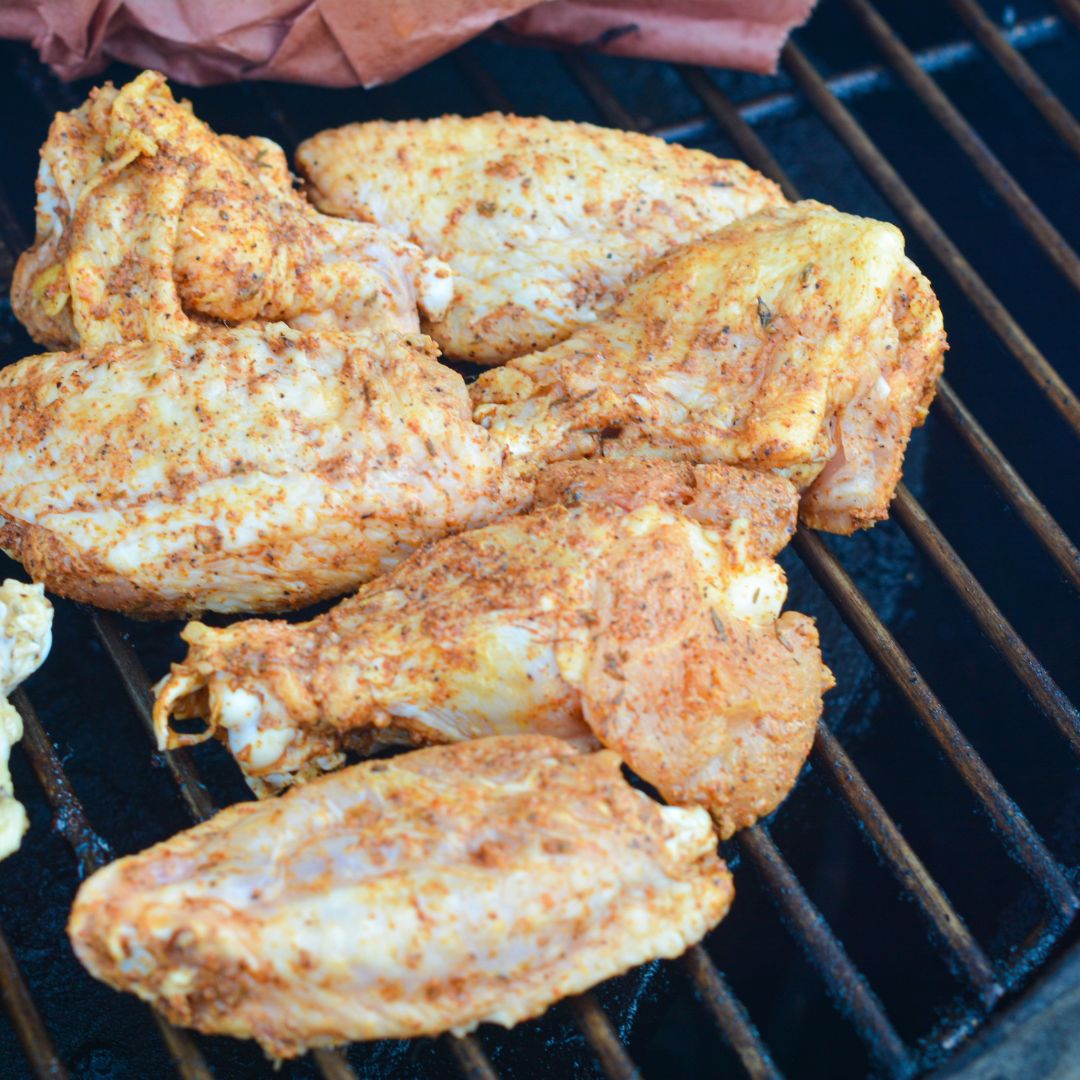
892;486;1080;753
678;65;801;200
1059;0;1080;33
456;50;516;114
810;722;1001;1007
655;12;1064;143
562;52;642;131
10;689;214;1080
845;0;1080;293
9;689;112;869
781;41;1080;436
310;1049;373;1080
679;948;783;1080
933;381;1080;594
89;611;216;823
566;995;642;1080
679;64;1080;595
738;826;913;1079
794;531;1079;923
447;1032;500;1080
0;907;67;1080
946;0;1080;158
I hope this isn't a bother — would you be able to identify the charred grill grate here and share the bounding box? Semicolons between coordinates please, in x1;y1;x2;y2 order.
0;1;1077;1077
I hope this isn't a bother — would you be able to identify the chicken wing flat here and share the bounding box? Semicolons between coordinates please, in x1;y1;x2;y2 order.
12;70;451;351
0;581;52;860
472;201;947;533
156;462;832;836
69;736;732;1055
0;326;523;617
297;113;785;363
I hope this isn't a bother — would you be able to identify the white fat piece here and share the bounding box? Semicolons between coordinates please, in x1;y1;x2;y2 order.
0;581;53;860
213;681;297;772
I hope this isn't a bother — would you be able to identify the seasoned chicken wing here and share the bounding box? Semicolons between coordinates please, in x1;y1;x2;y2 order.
471;201;947;533
297;113;785;363
0;581;52;861
12;70;451;350
69;736;732;1055
155;462;832;836
0;326;524;618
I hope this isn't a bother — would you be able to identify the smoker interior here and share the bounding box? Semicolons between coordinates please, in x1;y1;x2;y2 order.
0;1;1078;1077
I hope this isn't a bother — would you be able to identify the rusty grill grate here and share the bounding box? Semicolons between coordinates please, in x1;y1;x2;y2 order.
0;1;1078;1077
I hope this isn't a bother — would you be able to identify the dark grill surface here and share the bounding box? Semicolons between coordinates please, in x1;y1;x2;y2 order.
0;2;1078;1078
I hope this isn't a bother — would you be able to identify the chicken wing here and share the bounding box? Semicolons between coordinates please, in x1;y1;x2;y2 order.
12;70;451;350
0;581;53;860
471;201;947;533
0;326;524;617
297;113;785;363
68;736;732;1055
155;462;832;836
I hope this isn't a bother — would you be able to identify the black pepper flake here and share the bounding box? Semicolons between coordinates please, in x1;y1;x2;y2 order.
757;296;774;331
710;609;728;641
775;624;798;661
603;654;626;680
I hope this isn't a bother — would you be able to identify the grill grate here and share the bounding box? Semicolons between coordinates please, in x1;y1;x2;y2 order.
0;1;1077;1077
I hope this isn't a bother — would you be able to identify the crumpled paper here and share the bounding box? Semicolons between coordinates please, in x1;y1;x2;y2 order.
0;0;817;88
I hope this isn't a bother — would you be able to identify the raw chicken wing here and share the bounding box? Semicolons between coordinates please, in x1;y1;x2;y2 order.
0;326;523;617
12;71;451;350
155;462;832;835
297;113;784;363
69;736;733;1055
471;201;947;532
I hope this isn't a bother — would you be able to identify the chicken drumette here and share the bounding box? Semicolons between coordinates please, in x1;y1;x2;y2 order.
297;112;784;363
156;461;832;836
471;201;947;533
13;71;451;350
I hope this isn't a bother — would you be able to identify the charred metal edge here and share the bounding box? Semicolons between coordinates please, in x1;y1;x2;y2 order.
933;937;1080;1079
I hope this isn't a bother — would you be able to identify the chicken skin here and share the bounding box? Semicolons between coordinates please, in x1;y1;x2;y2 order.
471;201;947;533
0;581;52;861
297;113;785;363
155;462;832;836
0;326;523;618
69;736;732;1056
12;70;451;351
